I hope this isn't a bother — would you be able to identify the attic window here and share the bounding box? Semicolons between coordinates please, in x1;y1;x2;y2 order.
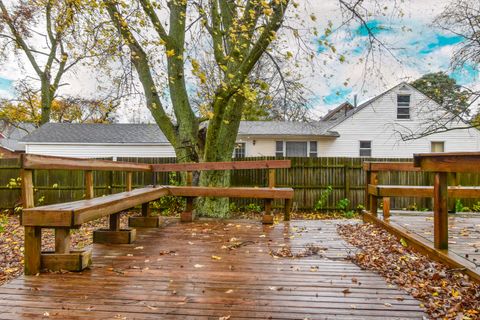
359;141;372;157
397;94;410;119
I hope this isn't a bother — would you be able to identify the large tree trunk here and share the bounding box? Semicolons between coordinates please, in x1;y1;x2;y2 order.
196;96;244;218
40;77;52;125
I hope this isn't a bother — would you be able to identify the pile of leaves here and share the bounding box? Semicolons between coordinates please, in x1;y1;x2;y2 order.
270;243;327;258
0;212;132;286
337;223;480;319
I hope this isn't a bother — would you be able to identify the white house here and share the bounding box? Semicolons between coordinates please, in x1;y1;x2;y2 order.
236;82;480;158
21;123;176;158
20;83;480;158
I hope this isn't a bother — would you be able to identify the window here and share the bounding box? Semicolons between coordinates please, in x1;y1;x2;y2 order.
359;141;372;157
275;141;284;157
286;142;308;157
397;95;411;119
234;142;246;158
276;141;318;157
431;141;445;153
309;141;318;157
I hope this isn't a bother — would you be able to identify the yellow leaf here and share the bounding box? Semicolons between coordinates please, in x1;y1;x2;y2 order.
211;255;222;260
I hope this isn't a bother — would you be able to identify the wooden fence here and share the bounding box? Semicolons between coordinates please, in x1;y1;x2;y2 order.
1;156;479;211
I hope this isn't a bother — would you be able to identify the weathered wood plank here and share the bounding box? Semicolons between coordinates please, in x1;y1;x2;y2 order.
367;184;480;198
414;152;480;173
22;187;170;227
22;154;151;172
167;186;294;199
152;159;291;172
0;220;427;319
363;161;419;172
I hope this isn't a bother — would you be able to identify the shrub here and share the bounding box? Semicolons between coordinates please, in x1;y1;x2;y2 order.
244;203;262;213
337;198;354;218
313;186;333;211
472;201;480;212
229;202;238;212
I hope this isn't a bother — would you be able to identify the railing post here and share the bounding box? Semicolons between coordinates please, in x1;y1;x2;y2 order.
367;170;378;214
434;172;449;249
22;166;41;275
85;170;94;199
181;171;195;222
382;197;391;219
268;168;275;188
126;172;133;192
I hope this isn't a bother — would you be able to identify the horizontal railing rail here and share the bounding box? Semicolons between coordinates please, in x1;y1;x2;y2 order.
151;159;291;172
21;154;152;172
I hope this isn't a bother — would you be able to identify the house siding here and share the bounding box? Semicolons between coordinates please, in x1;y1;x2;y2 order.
25;144;176;158
318;85;480;157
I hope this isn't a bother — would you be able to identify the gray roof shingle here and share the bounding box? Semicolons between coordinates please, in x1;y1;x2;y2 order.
21;123;170;144
0;122;36;151
21;121;340;145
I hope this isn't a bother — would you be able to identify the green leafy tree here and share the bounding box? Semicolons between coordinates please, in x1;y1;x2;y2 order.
411;72;470;115
97;0;293;217
0;0;117;125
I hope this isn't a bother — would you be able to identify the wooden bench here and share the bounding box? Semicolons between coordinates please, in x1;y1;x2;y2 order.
364;161;480;219
21;154;158;275
21;155;294;275
151;160;294;224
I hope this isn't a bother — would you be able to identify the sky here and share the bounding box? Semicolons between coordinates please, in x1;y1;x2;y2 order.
0;0;478;121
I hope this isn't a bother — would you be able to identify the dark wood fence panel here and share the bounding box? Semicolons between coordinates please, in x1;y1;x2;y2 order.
1;156;479;211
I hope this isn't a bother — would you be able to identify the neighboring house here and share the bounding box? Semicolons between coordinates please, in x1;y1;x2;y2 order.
0;121;35;158
21;123;175;158
236;82;480;158
20;82;480;158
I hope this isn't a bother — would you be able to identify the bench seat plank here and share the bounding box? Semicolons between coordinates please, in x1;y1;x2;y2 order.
166;186;294;199
22;186;169;228
368;184;480;198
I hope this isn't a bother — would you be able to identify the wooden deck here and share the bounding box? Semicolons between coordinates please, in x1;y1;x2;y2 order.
389;212;480;272
0;219;426;319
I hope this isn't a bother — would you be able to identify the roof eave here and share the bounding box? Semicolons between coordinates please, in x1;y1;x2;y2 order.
20;142;172;146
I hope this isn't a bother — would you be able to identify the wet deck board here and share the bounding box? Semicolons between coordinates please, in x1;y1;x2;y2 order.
0;219;426;319
390;213;480;272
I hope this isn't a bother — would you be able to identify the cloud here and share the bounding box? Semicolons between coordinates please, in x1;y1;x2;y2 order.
308;5;479;117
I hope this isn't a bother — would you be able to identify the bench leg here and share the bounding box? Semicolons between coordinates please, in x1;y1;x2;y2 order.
24;226;42;275
110;213;120;231
55;228;71;254
262;199;274;224
93;212;136;244
284;199;292;221
382;197;391;220
129;202;162;228
181;197;195;223
40;228;92;272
